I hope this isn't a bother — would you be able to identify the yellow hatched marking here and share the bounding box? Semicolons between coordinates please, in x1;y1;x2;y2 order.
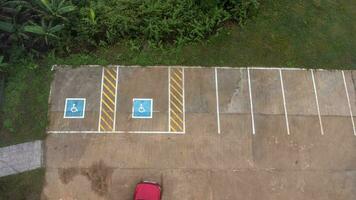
106;69;116;80
171;78;182;91
170;91;183;105
170;85;183;99
104;76;116;89
100;124;106;131
171;117;183;130
102;91;115;105
171;110;183;123
170;125;177;132
169;68;184;133
171;100;183;113
102;99;114;112
103;84;115;96
101;116;113;129
173;72;182;81
102;109;113;122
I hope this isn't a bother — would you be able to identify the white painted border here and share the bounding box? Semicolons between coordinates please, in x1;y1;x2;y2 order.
63;98;86;119
131;98;153;119
48;130;185;134
113;66;119;131
311;70;324;135
247;68;256;135
342;71;356;136
53;64;335;71
168;68;171;132
98;68;105;131
182;68;186;133
214;67;221;134
279;69;290;135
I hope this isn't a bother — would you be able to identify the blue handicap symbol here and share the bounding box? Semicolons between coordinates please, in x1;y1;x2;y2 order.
64;98;86;118
132;98;153;118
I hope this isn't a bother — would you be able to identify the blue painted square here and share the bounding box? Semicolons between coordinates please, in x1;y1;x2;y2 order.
64;98;86;118
132;98;153;118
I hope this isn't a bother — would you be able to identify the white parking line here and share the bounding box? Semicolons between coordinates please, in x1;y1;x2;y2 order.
113;66;119;131
214;68;221;134
97;67;105;132
182;68;186;133
168;68;171;132
47;130;185;134
247;68;256;135
311;70;324;135
279;69;290;135
341;71;356;136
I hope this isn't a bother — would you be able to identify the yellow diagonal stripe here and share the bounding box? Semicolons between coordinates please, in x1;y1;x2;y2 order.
103;91;115;105
104;76;116;89
100;124;106;131
170;125;177;132
171;100;183;113
173;72;182;81
101;116;113;129
103;84;115;97
171;110;183;123
175;68;182;76
171;117;183;130
170;91;183;105
171;78;182;91
102;109;113;122
102;98;114;112
170;85;183;99
106;69;116;80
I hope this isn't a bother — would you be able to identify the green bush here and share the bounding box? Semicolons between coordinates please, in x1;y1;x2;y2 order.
72;0;259;48
0;0;259;63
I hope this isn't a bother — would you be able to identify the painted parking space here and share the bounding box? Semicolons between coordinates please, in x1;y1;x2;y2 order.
48;66;101;131
115;67;169;132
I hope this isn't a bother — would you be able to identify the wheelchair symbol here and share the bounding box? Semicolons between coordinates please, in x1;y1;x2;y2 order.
138;104;145;113
71;103;78;113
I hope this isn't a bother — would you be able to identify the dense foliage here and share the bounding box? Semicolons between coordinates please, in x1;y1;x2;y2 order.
0;0;259;67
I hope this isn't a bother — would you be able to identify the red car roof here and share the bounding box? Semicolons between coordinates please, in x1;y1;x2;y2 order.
134;182;161;200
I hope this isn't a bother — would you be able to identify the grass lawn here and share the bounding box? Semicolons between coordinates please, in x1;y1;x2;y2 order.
58;0;356;69
0;169;45;200
0;67;52;147
0;0;355;199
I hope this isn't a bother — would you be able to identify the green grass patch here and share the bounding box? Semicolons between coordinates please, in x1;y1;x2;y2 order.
56;0;355;69
0;65;52;147
0;169;45;200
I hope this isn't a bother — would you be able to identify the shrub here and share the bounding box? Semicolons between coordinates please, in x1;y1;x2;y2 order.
72;0;259;48
0;0;260;63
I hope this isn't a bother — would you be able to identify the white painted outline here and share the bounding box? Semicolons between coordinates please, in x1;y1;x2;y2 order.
279;69;290;135
168;68;171;132
63;98;86;119
214;67;221;134
247;68;256;135
311;69;324;135
98;67;105;131
342;71;356;136
113;66;119;131
182;68;186;133
47;130;185;134
131;98;153;119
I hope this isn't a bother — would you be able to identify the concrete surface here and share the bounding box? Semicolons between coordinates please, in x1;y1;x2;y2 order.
0;140;43;177
43;66;356;200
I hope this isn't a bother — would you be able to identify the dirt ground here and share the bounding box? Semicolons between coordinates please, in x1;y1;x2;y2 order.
42;66;356;200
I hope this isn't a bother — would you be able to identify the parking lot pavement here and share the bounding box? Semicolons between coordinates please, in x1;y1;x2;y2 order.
44;66;356;199
49;67;101;131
